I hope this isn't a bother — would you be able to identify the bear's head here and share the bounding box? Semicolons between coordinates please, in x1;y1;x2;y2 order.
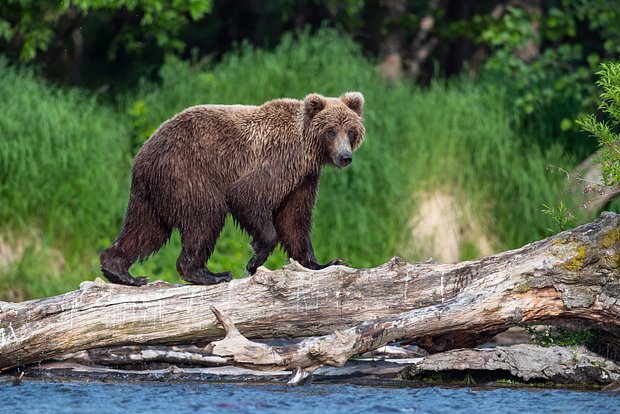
302;92;365;168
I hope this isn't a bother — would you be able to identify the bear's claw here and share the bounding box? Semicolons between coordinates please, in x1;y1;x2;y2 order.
181;270;232;285
326;258;349;267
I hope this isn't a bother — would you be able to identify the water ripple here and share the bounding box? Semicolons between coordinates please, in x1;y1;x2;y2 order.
2;381;619;414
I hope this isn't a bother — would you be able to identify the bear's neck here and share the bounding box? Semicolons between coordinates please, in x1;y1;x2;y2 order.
296;108;324;175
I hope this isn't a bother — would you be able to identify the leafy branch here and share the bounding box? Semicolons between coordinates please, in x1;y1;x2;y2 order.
577;62;620;188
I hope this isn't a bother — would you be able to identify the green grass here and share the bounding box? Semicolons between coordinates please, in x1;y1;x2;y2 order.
0;28;585;299
0;57;132;299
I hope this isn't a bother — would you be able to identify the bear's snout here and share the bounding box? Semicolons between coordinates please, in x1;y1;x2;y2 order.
336;151;353;167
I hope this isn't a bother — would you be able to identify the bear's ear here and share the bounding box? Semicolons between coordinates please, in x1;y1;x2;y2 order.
303;93;327;118
340;92;364;116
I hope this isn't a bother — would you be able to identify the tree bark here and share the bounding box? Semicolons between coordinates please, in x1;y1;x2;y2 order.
400;344;620;385
1;212;620;374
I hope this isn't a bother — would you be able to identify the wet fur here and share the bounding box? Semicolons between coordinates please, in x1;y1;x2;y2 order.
100;92;365;286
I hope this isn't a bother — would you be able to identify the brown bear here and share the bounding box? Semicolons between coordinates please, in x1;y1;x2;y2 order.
100;92;365;286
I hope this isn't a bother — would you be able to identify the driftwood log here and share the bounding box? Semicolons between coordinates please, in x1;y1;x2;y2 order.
401;344;620;385
2;212;620;382
57;345;228;367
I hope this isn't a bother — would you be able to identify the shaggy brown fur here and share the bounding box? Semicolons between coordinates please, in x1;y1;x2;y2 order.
100;92;365;286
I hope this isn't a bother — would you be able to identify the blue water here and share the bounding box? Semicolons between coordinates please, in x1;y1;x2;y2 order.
2;381;619;414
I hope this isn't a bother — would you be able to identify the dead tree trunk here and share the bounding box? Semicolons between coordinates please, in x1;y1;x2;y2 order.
399;344;620;384
1;212;620;375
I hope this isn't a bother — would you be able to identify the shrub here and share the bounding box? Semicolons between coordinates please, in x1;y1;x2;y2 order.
577;62;620;187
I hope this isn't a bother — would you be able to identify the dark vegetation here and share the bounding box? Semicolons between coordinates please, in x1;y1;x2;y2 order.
1;1;619;300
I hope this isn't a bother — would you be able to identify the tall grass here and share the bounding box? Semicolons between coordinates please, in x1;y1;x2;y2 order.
0;28;582;299
401;80;580;250
0;58;131;298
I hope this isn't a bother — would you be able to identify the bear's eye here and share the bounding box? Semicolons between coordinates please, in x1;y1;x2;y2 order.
327;130;336;140
347;130;356;142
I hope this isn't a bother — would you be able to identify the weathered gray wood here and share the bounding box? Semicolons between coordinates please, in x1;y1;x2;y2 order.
1;212;620;372
57;345;227;367
14;345;620;387
401;344;620;385
18;361;292;382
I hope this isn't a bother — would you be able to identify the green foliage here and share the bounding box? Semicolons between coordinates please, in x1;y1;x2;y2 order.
0;0;212;61
313;0;366;32
472;1;620;116
542;201;576;233
462;372;476;385
456;0;620;159
525;325;598;348
577;62;620;187
0;0;57;61
0;57;131;298
0;240;78;302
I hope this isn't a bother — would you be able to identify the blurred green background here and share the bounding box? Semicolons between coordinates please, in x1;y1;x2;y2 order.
1;0;618;300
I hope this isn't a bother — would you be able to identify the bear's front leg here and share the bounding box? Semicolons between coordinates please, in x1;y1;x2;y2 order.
246;228;278;274
228;178;280;275
273;174;350;271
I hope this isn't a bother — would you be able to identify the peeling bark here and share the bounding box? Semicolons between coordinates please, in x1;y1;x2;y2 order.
1;212;620;375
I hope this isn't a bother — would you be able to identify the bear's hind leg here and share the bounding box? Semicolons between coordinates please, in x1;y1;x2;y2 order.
101;244;150;286
101;194;171;286
176;210;232;285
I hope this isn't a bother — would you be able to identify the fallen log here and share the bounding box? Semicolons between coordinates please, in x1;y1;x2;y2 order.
57;345;227;367
400;344;620;385
21;344;620;388
1;212;620;375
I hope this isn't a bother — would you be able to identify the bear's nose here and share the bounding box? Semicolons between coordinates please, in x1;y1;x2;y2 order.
338;151;352;166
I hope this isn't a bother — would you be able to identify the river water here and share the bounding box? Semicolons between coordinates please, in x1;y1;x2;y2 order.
2;381;619;414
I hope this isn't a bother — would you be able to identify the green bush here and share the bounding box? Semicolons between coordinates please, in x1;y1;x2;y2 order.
578;62;620;187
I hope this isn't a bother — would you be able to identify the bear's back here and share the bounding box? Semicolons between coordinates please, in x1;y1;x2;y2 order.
141;99;302;155
131;99;311;207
